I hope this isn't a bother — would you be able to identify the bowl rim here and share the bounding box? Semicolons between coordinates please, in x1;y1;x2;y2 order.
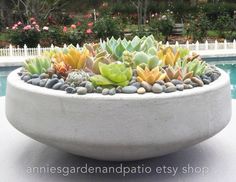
7;67;229;101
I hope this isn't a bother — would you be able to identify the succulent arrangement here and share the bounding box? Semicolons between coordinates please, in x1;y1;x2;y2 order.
19;35;221;95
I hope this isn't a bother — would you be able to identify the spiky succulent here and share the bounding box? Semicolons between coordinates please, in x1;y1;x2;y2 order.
24;57;52;74
65;70;89;87
157;47;180;66
164;66;193;82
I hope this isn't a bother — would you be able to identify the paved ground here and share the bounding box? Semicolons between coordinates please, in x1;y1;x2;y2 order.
0;97;235;182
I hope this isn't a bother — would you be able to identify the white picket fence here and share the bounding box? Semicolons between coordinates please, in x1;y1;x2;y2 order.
0;40;236;57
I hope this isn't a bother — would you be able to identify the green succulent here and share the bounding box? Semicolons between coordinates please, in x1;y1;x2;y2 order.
122;50;135;67
90;62;132;86
24;57;52;74
65;70;89;87
176;58;207;76
100;35;158;61
133;51;161;70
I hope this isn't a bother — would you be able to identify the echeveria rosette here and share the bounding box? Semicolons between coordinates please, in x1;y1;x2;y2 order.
24;57;52;74
90;62;132;86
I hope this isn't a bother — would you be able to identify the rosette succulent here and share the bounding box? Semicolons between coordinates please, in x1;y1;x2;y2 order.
24;57;52;74
90;62;132;86
66;70;89;87
157;47;180;66
136;66;166;85
53;46;90;70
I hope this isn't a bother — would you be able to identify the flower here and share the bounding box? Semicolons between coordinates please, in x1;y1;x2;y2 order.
6;27;9;30
63;26;67;32
23;25;32;30
32;21;37;25
87;22;93;27
77;21;81;26
17;21;22;25
30;17;35;22
43;26;49;31
84;13;92;19
71;24;76;29
86;28;92;34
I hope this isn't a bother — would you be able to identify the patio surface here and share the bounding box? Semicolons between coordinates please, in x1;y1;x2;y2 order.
0;97;235;182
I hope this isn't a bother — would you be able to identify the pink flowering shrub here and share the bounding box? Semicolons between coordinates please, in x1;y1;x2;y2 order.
8;19;41;47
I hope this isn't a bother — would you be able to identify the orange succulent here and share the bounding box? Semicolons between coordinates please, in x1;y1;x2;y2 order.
137;66;166;85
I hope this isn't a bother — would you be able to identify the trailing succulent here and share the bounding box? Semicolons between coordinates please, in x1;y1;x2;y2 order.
20;35;221;95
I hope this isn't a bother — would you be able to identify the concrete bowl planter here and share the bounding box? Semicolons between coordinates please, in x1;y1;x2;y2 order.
6;68;232;161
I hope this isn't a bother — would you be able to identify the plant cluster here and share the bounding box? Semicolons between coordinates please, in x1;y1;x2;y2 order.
19;35;221;95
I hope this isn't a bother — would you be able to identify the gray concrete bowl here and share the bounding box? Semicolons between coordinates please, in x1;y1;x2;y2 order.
5;68;232;161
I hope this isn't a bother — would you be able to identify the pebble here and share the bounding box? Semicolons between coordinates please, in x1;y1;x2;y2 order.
137;87;146;94
156;80;165;85
60;84;69;91
184;78;191;84
191;77;204;87
152;83;163;93
129;80;136;85
190;82;199;87
85;81;94;93
203;78;211;84
96;87;103;93
171;79;183;86
141;81;152;92
176;84;184;91
27;79;33;84
39;73;49;79
165;82;175;88
79;81;87;87
65;86;76;94
184;84;193;89
162;85;167;92
131;82;141;88
211;73;220;81
77;87;87;95
23;75;31;82
39;79;48;87
51;74;58;79
45;78;59;88
122;86;137;93
31;78;40;86
31;74;39;78
116;86;122;93
109;88;116;95
102;88;110;95
52;82;63;90
165;86;177;93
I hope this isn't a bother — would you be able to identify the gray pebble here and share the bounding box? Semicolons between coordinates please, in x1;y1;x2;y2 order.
165;82;175;88
165;86;177;93
52;74;58;79
27;79;33;84
109;88;116;95
203;78;211;84
31;74;39;78
129;80;136;85
39;73;49;79
191;77;204;87
152;83;163;93
85;81;94;93
102;88;110;95
45;78;59;88
23;75;31;82
39;79;48;87
141;81;152;92
79;81;87;87
176;84;184;91
184;84;193;89
32;78;40;86
184;78;191;84
52;82;63;90
77;87;87;95
171;79;183;86
131;82;141;88
96;87;103;93
122;86;137;93
60;84;69;91
156;80;165;85
65;86;76;94
116;86;122;93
